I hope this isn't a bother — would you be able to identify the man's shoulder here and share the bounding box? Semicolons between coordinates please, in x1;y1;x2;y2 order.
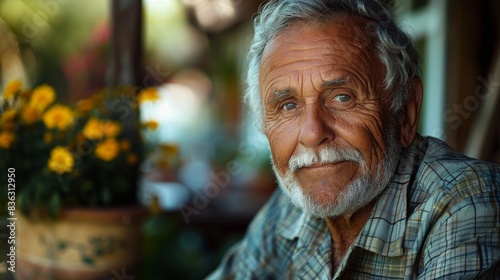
407;137;500;280
414;136;500;201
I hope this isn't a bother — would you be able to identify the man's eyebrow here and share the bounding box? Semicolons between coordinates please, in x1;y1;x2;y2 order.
266;78;350;104
267;88;293;103
322;77;349;87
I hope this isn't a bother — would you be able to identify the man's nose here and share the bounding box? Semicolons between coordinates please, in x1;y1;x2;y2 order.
298;105;335;148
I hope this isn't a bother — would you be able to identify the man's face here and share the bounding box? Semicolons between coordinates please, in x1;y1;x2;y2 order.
259;17;401;218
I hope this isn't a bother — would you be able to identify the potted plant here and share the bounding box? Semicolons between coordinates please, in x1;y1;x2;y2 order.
0;80;160;279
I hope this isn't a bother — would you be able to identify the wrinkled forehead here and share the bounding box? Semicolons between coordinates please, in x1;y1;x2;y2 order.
262;15;378;61
259;15;384;85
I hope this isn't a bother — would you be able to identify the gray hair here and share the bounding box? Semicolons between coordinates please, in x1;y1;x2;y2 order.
244;0;421;131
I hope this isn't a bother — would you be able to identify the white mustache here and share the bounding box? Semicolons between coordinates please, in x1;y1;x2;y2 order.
289;147;364;172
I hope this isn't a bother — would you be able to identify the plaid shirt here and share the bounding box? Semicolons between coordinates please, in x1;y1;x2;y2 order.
208;135;500;279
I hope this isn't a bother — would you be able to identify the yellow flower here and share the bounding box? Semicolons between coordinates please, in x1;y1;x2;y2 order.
1;108;17;125
101;120;121;137
0;131;15;149
44;132;53;144
143;120;159;131
74;132;86;145
21;104;42;125
48;146;74;174
90;92;103;104
138;87;160;103
42;104;74;130
19;89;32;101
76;98;94;113
160;143;179;156
82;117;103;140
0;108;17;129
1;121;14;130
3;80;22;100
30;84;56;110
127;153;138;165
149;195;161;215
120;139;131;151
95;138;120;161
83;118;121;139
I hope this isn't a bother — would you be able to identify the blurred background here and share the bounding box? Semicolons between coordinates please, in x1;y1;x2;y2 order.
0;0;499;279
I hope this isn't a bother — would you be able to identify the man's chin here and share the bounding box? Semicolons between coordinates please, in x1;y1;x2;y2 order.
278;172;383;219
280;183;351;218
291;198;343;219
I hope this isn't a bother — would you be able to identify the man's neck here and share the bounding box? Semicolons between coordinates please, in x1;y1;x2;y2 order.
325;200;376;271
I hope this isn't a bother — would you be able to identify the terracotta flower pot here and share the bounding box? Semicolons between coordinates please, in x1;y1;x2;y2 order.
16;206;147;280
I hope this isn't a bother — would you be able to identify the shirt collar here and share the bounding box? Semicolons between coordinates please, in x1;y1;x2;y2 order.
277;200;329;248
354;135;426;256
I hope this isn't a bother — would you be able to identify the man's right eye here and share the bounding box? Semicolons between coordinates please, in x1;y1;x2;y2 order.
282;102;297;111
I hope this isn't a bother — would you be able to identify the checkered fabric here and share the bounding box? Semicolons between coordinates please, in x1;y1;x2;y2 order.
207;135;500;279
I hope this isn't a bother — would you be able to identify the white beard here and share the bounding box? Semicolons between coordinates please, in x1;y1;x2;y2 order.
271;124;401;218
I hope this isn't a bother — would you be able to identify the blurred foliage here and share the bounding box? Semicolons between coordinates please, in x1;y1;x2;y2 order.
0;81;161;217
0;2;272;278
0;0;109;101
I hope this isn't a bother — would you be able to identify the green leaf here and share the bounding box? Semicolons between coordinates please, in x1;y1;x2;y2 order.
34;182;42;207
18;191;31;217
48;192;61;218
100;186;112;205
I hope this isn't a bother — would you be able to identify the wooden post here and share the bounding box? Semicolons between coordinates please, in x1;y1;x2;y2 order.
107;0;142;87
106;0;143;205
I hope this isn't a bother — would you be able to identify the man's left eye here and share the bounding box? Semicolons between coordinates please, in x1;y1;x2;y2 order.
282;102;298;111
333;94;352;102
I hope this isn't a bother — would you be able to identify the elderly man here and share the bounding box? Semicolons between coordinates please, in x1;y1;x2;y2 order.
208;0;500;279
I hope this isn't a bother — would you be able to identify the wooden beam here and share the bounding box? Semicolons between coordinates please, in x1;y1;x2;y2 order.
107;0;142;86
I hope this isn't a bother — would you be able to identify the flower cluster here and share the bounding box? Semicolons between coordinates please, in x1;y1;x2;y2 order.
0;81;160;217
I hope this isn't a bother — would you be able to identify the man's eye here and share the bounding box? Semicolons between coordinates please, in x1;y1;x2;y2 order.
282;102;297;111
333;94;352;102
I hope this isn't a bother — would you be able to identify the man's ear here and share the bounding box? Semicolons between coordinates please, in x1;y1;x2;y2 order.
400;77;423;147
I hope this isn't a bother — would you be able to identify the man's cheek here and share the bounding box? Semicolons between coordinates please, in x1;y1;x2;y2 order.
268;140;290;171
